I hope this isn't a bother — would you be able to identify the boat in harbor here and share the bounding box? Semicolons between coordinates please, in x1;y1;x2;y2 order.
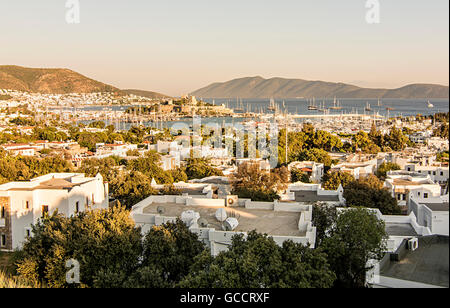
365;102;372;112
427;100;434;108
234;98;244;112
318;100;327;113
268;98;277;111
308;98;318;110
330;97;342;110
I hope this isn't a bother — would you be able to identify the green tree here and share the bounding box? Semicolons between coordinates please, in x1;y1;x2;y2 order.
179;231;336;288
322;171;354;190
343;175;401;215
231;163;286;202
291;168;311;183
141;220;206;286
16;207;142;288
184;158;223;180
109;170;157;209
384;126;409;151
376;162;401;180
321;208;388;288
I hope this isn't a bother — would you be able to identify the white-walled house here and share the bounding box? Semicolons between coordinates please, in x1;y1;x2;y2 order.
331;162;376;180
0;173;109;251
408;195;449;236
288;161;325;183
131;194;317;256
403;164;449;186
385;174;443;206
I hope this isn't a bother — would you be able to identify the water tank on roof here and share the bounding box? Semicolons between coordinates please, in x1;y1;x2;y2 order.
215;208;227;222
223;217;239;231
181;210;200;227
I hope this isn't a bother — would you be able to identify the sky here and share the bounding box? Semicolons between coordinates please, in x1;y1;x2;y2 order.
0;0;448;96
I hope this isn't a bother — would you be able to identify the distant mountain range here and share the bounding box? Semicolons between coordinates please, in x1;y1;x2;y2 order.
191;76;449;99
0;65;170;98
122;89;171;99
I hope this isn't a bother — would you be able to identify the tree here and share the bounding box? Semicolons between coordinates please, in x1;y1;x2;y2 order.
376;162;401;180
109;170;157;209
298;148;333;167
231;163;286;202
179;231;336;288
322;171;354;190
384;126;409;151
343;175;401;215
352;131;380;154
88;121;106;129
433;123;449;139
291;168;311;183
16;207;143;288
141;220;206;286
184;158;223;180
127;151;173;184
321;208;388;288
312;203;338;247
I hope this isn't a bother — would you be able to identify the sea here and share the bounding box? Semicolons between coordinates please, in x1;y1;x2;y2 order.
75;98;448;130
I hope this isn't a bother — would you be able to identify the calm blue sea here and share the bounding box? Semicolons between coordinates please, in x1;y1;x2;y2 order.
203;98;449;118
74;98;448;130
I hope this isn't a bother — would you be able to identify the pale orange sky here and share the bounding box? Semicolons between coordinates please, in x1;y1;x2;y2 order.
1;0;448;96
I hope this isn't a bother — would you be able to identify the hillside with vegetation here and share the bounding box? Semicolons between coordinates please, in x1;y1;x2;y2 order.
191;76;449;99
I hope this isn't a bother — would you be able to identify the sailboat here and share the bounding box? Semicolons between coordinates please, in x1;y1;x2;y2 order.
318;100;327;113
234;98;244;112
268;98;276;111
330;97;342;110
427;100;434;108
308;98;318;110
365;102;372;112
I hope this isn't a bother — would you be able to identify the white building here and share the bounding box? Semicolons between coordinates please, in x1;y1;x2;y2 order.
95;143;138;158
131;194;317;256
403;164;449;186
284;183;344;204
288;161;325;183
385;174;443;206
331;162;376;180
408;195;449;236
0;173;109;251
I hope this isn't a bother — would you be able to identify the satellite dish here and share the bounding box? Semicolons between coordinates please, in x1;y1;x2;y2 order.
223;217;239;231
198;218;209;228
215;208;227;222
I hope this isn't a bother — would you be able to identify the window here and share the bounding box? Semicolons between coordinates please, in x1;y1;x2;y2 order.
1;234;6;247
418;192;421;196
424;193;429;199
441;172;444;176
0;206;5;219
25;229;31;238
75;201;79;214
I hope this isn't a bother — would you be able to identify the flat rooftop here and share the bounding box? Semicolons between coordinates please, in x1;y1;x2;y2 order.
381;236;449;287
143;202;305;237
422;202;449;212
385;223;419;237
